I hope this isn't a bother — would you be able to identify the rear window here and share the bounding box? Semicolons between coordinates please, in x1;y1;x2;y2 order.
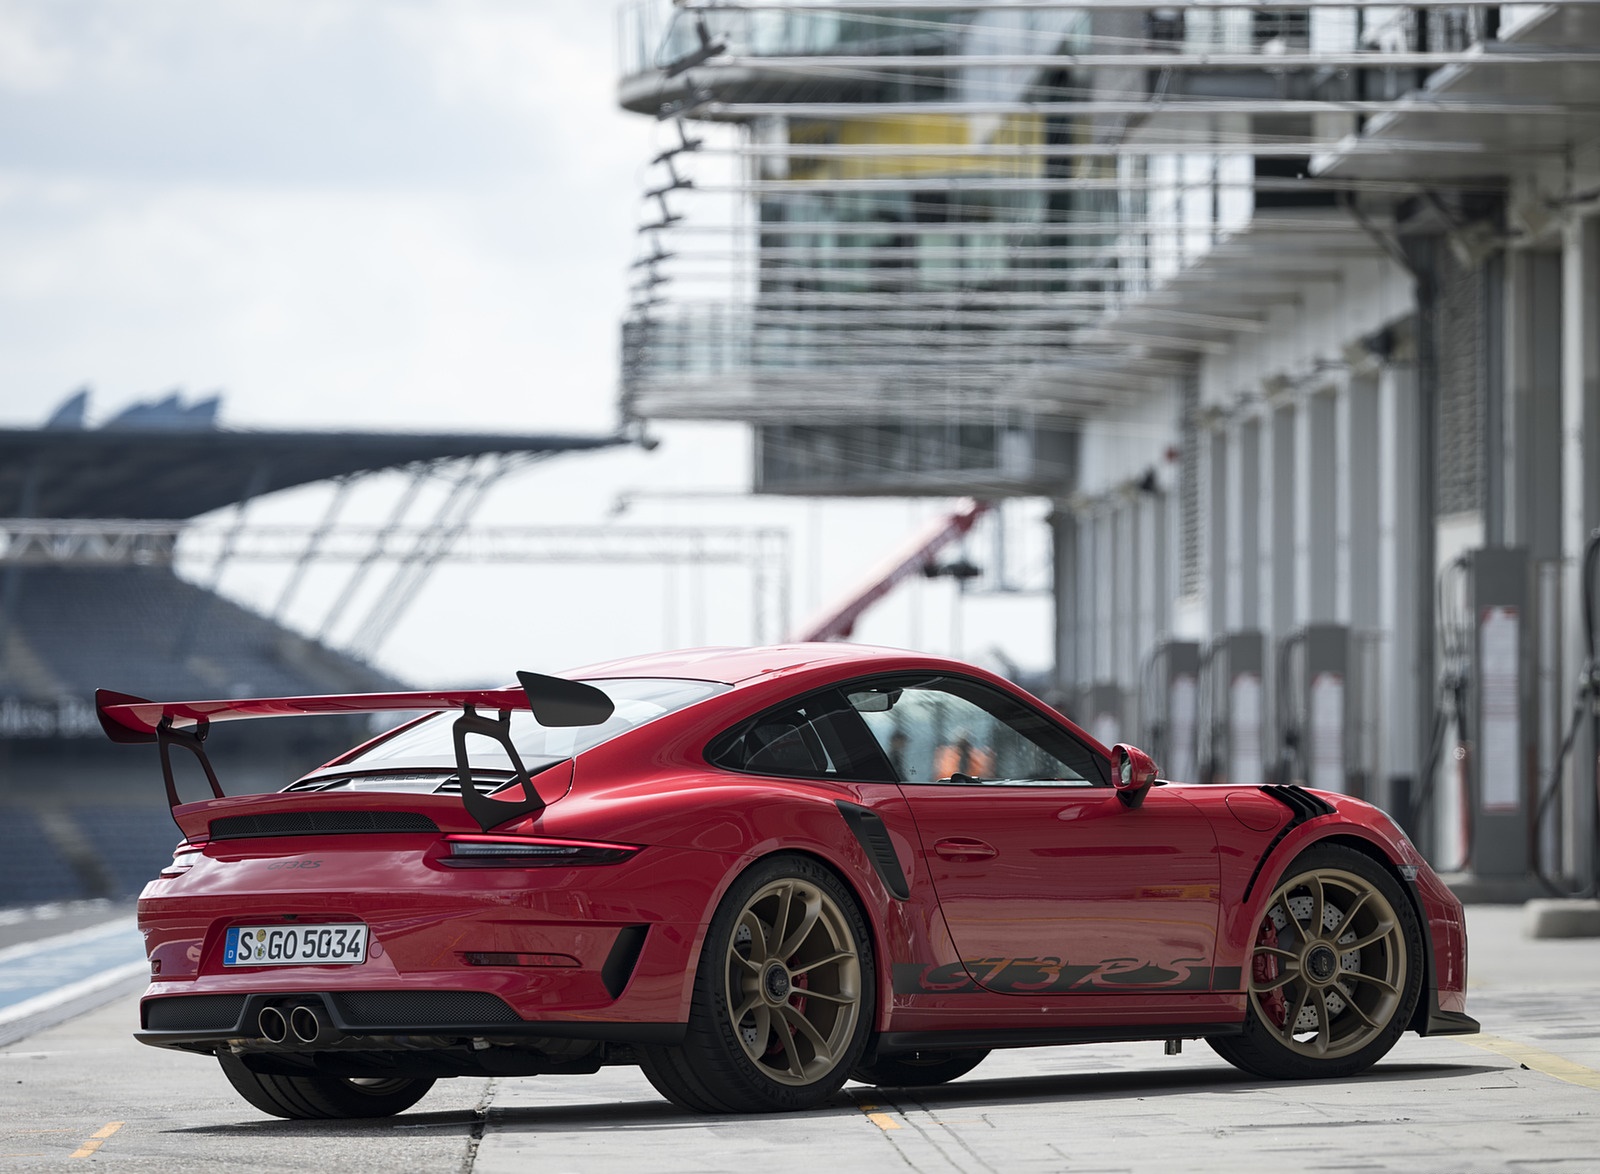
335;678;727;773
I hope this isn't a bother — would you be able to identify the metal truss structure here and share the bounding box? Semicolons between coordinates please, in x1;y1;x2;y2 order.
616;0;1600;457
0;515;791;659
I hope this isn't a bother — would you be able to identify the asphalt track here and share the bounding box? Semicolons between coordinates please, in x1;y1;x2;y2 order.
1;905;1597;1172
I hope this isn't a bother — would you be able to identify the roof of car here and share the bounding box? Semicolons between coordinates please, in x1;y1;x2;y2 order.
563;643;928;685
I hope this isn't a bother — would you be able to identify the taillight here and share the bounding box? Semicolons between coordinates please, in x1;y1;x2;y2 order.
440;835;641;868
159;843;204;878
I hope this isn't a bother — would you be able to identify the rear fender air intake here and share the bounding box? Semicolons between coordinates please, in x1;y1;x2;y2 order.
836;801;911;900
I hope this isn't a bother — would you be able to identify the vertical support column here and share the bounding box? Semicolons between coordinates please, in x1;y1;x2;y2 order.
1135;492;1158;666
1049;502;1079;699
1261;402;1297;757
1379;362;1420;819
1341;376;1381;626
1268;403;1297;642
1077;510;1095;698
1561;215;1600;883
1225;416;1261;629
1296;389;1339;624
1207;425;1229;637
1095;506;1116;683
1509;250;1566;873
1113;498;1136;688
1150;490;1171;640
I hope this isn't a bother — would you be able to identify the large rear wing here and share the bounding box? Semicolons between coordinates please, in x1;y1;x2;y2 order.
95;672;614;832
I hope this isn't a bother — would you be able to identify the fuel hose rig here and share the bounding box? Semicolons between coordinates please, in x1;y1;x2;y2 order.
1414;555;1476;873
1533;527;1600;898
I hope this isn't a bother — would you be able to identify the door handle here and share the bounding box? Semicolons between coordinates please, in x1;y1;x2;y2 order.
933;837;997;862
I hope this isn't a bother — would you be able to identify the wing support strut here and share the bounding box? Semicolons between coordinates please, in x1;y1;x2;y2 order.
452;704;547;831
156;716;225;809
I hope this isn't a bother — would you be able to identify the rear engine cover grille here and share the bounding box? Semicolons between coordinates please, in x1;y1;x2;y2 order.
144;994;248;1032
332;991;521;1027
209;811;440;840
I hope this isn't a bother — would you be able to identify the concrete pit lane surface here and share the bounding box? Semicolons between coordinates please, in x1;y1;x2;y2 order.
1;905;1597;1172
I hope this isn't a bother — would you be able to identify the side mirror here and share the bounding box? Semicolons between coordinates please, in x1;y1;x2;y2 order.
1111;743;1159;809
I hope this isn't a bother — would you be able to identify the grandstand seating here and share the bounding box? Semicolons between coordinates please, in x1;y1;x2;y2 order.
5;566;393;701
0;807;82;907
0;566;401;909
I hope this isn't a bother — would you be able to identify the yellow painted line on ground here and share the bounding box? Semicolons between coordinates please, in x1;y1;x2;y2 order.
856;1102;902;1131
69;1121;123;1159
1463;1034;1600;1091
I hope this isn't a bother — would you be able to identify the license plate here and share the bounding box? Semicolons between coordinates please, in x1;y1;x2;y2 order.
224;924;368;967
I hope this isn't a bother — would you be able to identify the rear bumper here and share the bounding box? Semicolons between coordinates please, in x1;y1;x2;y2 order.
136;988;686;1052
136;839;739;1029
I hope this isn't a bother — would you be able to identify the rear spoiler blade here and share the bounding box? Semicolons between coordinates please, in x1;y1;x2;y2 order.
94;673;614;832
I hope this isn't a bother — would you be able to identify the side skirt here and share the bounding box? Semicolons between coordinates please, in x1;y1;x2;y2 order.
873;1022;1244;1057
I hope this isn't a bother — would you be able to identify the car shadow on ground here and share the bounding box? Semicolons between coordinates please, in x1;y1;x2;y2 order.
169;1059;1503;1138
853;1059;1506;1114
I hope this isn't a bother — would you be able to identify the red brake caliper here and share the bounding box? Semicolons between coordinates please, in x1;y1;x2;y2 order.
763;970;809;1058
1254;917;1288;1027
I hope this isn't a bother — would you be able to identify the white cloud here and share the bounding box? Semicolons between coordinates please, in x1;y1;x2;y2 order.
0;0;1058;682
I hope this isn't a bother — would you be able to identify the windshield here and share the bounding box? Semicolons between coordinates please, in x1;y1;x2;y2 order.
334;677;728;773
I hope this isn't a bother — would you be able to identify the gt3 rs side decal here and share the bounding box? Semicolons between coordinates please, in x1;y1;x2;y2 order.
894;958;1245;995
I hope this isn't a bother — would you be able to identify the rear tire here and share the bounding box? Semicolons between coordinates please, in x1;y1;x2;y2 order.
217;1052;435;1119
1209;843;1423;1081
851;1050;988;1087
640;853;875;1114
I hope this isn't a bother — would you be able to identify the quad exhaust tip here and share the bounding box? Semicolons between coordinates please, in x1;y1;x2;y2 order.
257;1002;335;1046
288;1004;331;1045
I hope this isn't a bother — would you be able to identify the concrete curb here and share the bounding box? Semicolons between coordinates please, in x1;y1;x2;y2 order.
1524;898;1600;939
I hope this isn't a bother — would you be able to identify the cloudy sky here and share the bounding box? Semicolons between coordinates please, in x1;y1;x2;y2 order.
0;0;1050;684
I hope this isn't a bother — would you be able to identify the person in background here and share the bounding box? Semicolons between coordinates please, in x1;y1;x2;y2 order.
886;729;911;780
934;728;994;781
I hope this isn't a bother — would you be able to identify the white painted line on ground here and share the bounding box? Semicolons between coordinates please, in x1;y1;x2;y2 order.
0;960;149;1030
0;917;140;967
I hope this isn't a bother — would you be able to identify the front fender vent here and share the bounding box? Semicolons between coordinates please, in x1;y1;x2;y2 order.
209;810;440;840
1240;785;1339;902
1260;784;1336;821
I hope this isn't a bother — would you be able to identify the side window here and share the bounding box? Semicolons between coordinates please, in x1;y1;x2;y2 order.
845;676;1104;786
708;688;895;782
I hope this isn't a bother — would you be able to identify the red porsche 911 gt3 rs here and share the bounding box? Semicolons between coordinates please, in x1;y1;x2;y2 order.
97;643;1476;1119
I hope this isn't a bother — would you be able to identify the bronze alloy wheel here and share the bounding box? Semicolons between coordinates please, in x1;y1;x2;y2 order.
725;876;863;1086
638;853;875;1113
1209;843;1422;1081
1248;864;1407;1060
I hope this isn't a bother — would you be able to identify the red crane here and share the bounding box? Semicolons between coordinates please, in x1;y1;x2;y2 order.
791;500;990;642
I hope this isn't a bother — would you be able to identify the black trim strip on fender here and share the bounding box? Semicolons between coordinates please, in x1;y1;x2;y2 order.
836;800;910;900
874;1022;1243;1056
1240;784;1338;903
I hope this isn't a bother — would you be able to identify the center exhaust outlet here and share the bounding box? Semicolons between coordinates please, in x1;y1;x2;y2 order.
257;1005;289;1044
288;1004;333;1045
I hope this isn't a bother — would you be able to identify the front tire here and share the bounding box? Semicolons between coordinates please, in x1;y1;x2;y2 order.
851;1050;988;1087
1209;843;1423;1081
640;853;875;1113
217;1053;435;1119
